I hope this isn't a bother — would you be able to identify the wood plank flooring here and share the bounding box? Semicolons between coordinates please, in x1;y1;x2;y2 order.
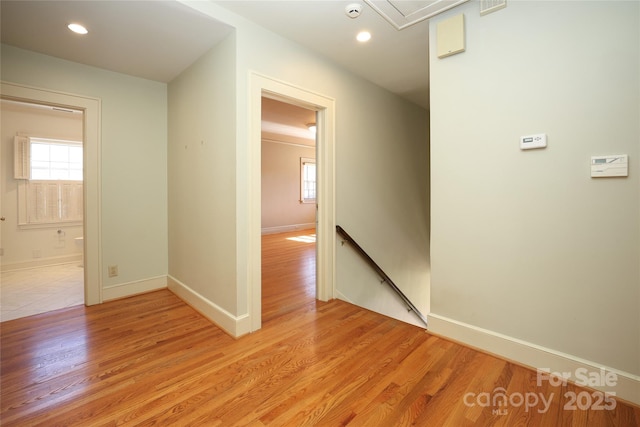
1;229;639;426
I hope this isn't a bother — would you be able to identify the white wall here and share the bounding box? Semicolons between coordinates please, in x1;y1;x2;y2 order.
1;44;168;298
335;91;430;326
167;34;238;319
1;101;83;268
429;0;639;397
176;2;430;331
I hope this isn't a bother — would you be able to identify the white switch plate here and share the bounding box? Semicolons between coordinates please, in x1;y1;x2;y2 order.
591;154;628;177
520;133;547;150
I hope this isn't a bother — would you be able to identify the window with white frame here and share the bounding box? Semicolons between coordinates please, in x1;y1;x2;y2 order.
30;139;83;180
300;157;316;204
14;136;83;226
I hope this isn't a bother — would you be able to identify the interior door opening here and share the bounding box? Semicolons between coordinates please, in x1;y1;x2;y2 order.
0;98;85;321
249;73;335;333
1;81;102;313
260;96;318;323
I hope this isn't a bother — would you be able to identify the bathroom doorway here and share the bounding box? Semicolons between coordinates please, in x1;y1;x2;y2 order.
0;98;85;321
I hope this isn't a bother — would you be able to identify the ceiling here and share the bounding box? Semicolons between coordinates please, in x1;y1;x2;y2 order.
215;1;431;109
262;98;317;145
0;0;435;110
0;1;233;83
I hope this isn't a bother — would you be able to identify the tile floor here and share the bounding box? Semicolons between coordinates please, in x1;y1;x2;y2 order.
1;263;84;322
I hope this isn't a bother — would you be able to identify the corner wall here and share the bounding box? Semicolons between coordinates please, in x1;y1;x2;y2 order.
429;0;639;402
167;33;240;332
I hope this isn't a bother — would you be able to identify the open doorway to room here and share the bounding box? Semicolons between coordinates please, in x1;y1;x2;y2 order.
0;99;85;322
249;73;335;333
260;97;317;324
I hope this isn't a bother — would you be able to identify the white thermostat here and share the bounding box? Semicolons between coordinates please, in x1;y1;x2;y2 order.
520;133;547;150
591;155;628;178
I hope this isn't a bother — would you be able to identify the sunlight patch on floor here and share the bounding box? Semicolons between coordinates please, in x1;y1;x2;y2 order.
286;234;316;243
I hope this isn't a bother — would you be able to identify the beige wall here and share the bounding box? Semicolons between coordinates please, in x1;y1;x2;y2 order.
1;101;83;268
1;44;168;296
261;139;315;232
429;0;639;385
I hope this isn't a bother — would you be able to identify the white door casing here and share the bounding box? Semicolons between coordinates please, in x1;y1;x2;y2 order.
1;81;102;305
248;72;335;332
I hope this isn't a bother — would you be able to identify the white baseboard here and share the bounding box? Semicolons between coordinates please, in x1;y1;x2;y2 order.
1;253;82;272
261;223;315;235
167;275;250;338
103;275;167;301
427;313;640;406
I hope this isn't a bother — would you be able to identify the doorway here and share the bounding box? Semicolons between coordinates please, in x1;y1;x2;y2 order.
249;73;336;332
0;99;85;321
0;82;102;308
260;97;318;323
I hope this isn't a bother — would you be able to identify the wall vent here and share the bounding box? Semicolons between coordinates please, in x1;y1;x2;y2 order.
480;0;506;16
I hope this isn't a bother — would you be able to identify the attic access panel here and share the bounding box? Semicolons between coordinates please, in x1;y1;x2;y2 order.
365;0;470;30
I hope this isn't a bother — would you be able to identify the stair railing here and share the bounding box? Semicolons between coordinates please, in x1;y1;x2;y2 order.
336;225;428;327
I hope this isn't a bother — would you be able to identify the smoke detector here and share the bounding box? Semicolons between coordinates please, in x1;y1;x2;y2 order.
345;3;363;18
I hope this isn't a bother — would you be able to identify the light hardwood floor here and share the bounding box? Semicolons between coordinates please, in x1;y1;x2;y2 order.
1;230;638;426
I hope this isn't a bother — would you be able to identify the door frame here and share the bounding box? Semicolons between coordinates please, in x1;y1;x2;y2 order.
1;81;102;305
248;73;335;332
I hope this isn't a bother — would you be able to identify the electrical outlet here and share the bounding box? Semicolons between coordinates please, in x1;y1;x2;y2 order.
108;265;118;278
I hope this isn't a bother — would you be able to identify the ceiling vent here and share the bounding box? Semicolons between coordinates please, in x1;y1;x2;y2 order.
364;0;470;30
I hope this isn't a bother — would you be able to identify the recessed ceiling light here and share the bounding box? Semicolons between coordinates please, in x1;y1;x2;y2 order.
356;31;371;42
67;23;88;35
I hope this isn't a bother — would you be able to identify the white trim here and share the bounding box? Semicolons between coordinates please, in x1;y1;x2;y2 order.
1;81;102;306
427;313;640;405
168;275;250;338
261;223;316;235
1;255;82;272
103;275;167;301
249;72;336;333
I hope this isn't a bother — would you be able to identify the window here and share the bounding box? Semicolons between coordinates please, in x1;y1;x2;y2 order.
300;157;316;204
14;136;83;226
30;139;83;181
